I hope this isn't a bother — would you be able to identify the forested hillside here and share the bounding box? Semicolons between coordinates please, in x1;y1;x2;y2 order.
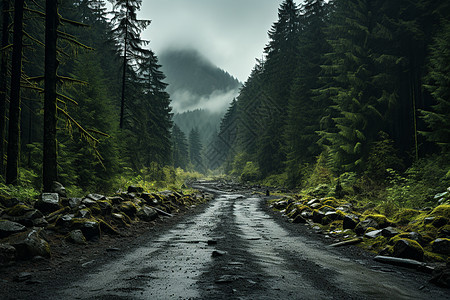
216;0;450;208
0;0;173;194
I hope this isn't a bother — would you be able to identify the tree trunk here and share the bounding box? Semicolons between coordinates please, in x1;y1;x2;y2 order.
43;0;59;192
119;9;128;129
5;0;24;185
0;0;10;178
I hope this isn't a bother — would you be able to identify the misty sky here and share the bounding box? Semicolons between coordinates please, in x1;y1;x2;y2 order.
138;0;286;82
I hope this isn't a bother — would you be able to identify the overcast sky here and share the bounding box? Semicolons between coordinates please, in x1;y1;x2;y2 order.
136;0;287;82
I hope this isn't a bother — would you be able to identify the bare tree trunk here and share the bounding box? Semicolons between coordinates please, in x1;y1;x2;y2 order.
43;0;58;191
5;0;24;185
0;0;10;178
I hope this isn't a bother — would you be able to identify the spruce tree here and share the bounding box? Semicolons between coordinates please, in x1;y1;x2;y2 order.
110;0;151;129
188;127;203;172
422;20;450;154
172;124;188;170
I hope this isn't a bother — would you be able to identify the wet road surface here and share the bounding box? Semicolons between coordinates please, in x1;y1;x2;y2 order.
52;182;449;299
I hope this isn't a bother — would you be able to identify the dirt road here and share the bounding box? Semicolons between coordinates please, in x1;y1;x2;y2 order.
7;181;449;299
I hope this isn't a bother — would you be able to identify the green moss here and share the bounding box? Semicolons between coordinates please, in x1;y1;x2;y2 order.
429;204;450;219
424;251;448;262
431;216;449;228
318;205;335;213
4;204;33;216
392;209;423;226
363;214;390;228
365;227;377;234
361;236;388;253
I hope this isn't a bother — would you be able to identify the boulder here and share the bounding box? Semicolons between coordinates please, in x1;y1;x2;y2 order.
2;208;44;227
354;218;379;235
365;229;383;239
56;214;74;229
431;238;450;256
292;215;307;224
68;198;82;209
301;211;313;219
312;210;325;224
325;211;342;221
81;198;97;207
0;220;26;238
35;193;60;214
51;181;67;198
97;200;113;215
0;196;19;208
392;239;424;261
438;225;450;238
67;230;87;245
71;218;100;240
137;206;158;222
381;227;399;238
0;243;16;265
119;201;137;218
343;214;359;230
7;229;51;260
108;196;124;205
127;186;144;194
76;209;92;219
431;217;449;228
86;194;106;201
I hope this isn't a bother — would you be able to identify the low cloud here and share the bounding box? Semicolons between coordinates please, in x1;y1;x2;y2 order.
171;88;240;114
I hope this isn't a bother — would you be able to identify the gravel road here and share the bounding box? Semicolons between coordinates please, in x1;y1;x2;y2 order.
5;181;449;299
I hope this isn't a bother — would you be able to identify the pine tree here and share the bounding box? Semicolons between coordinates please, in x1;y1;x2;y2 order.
5;0;25;185
172;124;188;170
318;0;398;173
188;127;203;172
285;0;330;186
421;20;450;154
110;0;151;129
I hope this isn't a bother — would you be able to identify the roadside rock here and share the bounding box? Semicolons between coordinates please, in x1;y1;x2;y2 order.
71;219;100;240
52;181;67;198
7;229;51;260
343;214;359;230
0;196;19;208
68;198;82;209
35;193;60;214
137;206;158;222
292;215;307;224
128;186;144;194
365;229;383;239
119;201;137;218
355;219;379;235
0;243;16;265
381;227;399;238
67;230;87;245
431;238;450;255
392;238;424;261
0;220;27;238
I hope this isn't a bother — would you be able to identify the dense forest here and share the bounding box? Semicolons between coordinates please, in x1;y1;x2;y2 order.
214;0;450;208
0;0;173;194
0;0;449;210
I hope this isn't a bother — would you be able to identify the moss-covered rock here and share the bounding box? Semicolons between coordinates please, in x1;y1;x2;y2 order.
392;209;423;226
429;205;450;219
431;238;450;256
4;204;34;217
438;224;450;238
363;214;390;228
431;216;449;228
392;238;424;261
70;218;100;240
